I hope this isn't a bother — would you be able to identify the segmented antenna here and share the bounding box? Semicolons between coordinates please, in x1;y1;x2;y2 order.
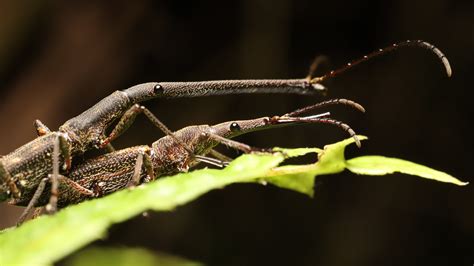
284;98;365;117
275;117;361;147
309;40;452;84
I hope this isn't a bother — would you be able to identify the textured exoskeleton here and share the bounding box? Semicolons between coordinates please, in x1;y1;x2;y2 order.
17;99;366;207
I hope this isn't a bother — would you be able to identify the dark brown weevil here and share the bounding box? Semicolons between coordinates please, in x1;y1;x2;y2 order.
12;99;365;215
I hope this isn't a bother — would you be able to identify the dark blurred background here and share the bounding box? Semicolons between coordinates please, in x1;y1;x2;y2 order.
0;0;472;265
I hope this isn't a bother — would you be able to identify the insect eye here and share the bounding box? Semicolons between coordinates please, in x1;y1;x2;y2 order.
229;122;241;132
153;84;163;94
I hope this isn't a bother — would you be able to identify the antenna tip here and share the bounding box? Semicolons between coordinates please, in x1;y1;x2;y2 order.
347;128;361;148
354;135;362;148
442;56;453;77
339;99;366;113
418;40;452;77
353;102;366;113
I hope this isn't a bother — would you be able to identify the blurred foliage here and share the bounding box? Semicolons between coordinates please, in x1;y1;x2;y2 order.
65;247;202;266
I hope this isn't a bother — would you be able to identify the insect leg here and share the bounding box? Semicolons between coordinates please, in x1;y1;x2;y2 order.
18;177;48;224
45;135;61;214
100;104;195;155
194;133;271;167
205;133;263;154
36;133;72;216
139;106;195;156
46;133;74;213
99;104;143;148
126;147;155;187
58;133;72;170
100;105;231;168
142;149;155;182
99;104;189;150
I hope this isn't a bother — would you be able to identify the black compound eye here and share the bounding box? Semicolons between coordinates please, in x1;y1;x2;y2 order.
229;122;241;132
153;84;163;94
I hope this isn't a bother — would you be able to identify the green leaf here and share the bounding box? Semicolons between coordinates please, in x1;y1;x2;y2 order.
250;147;322;196
0;153;284;266
262;136;369;196
0;136;467;266
266;171;317;197
65;247;202;266
346;156;469;186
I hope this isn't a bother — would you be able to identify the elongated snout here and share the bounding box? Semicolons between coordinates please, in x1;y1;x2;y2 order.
210;99;365;147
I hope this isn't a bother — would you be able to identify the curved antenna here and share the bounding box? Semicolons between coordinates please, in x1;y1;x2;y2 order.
310;40;452;84
275;117;361;148
284;98;365;117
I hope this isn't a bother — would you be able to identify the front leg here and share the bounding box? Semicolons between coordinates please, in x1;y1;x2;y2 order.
193;133;269;168
99;105;195;155
98;105;238;170
205;133;255;153
46;133;72;214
